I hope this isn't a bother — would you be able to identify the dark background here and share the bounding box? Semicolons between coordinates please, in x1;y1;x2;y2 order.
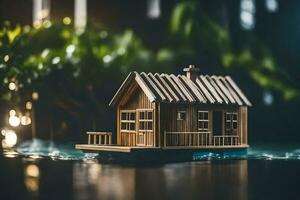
0;0;299;144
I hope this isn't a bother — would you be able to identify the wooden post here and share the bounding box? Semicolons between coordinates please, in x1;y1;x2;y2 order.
94;135;96;144
88;134;91;144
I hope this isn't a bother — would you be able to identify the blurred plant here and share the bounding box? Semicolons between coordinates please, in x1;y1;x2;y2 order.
0;20;173;139
168;1;300;101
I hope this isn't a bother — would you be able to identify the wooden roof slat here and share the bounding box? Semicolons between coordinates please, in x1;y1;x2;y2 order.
206;75;229;104
162;74;188;102
148;73;174;102
140;72;166;101
195;78;216;104
110;70;251;106
200;75;223;104
170;74;195;102
179;75;207;103
219;76;243;106
212;76;236;104
225;76;252;106
134;72;156;102
109;72;136;106
154;73;180;102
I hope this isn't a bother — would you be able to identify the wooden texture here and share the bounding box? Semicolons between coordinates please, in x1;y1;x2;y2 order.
110;71;251;106
108;68;250;149
240;106;248;145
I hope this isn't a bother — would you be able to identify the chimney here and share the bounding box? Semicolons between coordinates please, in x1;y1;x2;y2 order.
183;65;200;81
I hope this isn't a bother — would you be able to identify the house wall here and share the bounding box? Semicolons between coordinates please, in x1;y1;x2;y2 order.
117;85;157;146
159;103;246;147
116;82;248;147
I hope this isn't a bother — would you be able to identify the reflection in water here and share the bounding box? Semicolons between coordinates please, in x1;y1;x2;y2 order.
73;162;135;200
73;160;248;200
25;164;40;197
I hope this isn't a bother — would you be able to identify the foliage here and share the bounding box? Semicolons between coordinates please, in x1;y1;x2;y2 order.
168;1;300;101
0;20;174;137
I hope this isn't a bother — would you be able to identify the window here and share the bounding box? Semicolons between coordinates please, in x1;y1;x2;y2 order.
138;110;153;131
225;112;238;135
177;111;186;120
120;111;136;132
198;111;209;131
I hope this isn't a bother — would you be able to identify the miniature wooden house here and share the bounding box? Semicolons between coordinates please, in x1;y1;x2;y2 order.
108;65;251;149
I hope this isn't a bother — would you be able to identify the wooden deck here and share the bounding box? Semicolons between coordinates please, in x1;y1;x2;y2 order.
75;144;160;153
75;144;249;153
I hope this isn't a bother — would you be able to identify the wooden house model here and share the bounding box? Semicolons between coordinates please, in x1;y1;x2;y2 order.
76;65;251;155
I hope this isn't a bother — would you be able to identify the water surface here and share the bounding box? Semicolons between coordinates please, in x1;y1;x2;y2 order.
1;140;300;200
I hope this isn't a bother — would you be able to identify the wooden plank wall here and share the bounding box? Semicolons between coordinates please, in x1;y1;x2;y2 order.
239;106;248;145
159;103;245;147
120;86;153;110
118;85;156;146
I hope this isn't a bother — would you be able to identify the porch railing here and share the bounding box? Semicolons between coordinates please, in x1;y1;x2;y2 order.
164;131;211;147
87;132;112;145
164;131;240;147
213;135;240;146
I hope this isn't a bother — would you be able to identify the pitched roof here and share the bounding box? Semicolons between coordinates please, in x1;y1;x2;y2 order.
109;72;252;106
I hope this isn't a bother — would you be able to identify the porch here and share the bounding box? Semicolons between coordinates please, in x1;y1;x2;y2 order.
75;131;247;152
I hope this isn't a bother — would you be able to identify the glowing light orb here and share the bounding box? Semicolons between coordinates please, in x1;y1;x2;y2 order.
63;17;71;25
32;92;39;100
4;55;9;62
66;44;76;55
8;82;17;91
4;130;17;147
9;109;16;116
52;57;61;65
266;0;278;12
26;101;33;110
21;116;31;126
9;115;20;127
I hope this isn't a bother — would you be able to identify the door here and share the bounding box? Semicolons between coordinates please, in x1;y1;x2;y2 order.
224;112;238;135
136;110;154;146
120;111;136;146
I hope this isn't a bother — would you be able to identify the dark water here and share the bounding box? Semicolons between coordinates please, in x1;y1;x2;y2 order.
1;140;300;200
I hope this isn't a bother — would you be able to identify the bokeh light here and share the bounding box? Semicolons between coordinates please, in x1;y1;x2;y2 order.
240;0;256;30
8;82;17;91
63;17;71;25
3;130;17;148
26;101;33;110
266;0;278;12
4;55;9;62
32;92;39;100
9;109;16;116
21;115;32;126
9;115;21;127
